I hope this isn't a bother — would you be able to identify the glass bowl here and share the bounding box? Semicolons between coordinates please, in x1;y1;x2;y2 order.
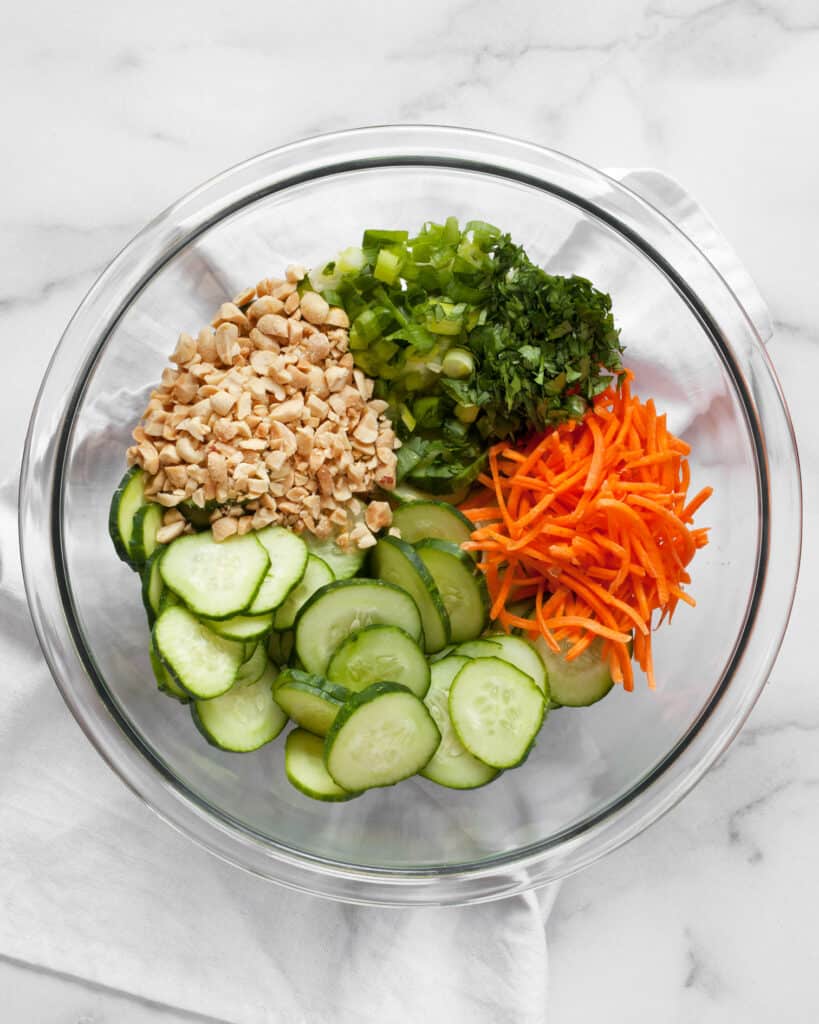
19;126;801;906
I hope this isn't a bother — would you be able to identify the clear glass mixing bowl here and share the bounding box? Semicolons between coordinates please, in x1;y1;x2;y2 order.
19;126;801;905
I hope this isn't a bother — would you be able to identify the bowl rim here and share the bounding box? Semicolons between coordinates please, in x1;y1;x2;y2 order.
19;124;802;905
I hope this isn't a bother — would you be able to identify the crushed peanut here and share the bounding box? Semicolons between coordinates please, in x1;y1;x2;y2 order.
127;281;398;550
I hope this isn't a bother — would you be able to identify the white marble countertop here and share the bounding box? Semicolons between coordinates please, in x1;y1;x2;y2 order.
3;0;818;1020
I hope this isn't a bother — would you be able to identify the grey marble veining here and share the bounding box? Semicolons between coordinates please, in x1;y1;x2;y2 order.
2;0;817;1020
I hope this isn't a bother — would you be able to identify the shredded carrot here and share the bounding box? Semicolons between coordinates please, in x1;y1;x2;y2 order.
460;370;711;691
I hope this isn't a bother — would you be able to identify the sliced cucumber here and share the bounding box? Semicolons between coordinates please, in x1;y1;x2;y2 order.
391;501;474;550
302;532;365;580
149;641;189;702
272;555;334;631
234;641;269;688
387;482;472;506
153;605;245;699
192;662;286;752
159;588;181;612
370;537;450;653
534;636;614;707
273;668;349;736
108;466;145;566
247;526;309;614
415;539;488;643
421;656;499;790
483;633;549;697
324;682;441;791
203;612;274;643
285;729;358;802
326;625;430;698
455;639;503;659
159;531;270;619
268;629;294;666
141;550;165;625
449;657;545;769
294;579;423;675
178;499;219;529
129;502;164;569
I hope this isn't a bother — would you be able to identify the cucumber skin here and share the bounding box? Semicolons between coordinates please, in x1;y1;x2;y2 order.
141;550;165;626
149;642;189;703
414;538;489;642
274;667;350;705
108;466;143;567
323;681;441;789
273;669;350;736
129;502;164;570
370;536;451;653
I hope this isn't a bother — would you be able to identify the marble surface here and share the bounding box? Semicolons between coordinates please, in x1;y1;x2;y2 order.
2;0;818;1020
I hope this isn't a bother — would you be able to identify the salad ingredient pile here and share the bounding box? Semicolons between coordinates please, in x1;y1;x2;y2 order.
126;267;398;551
109;216;712;804
461;371;712;690
314;219;623;495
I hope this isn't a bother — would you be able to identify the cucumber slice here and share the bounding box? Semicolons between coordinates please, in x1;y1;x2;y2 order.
159;588;181;612
272;555;334;631
370;537;450;653
149;641;189;702
141;550;165;625
129;502;164;569
247;526;309;614
449;657;545;769
415;539;488;643
294;579;423;675
387;482;472;506
285;729;358;802
153;605;245;699
421;656;499;790
391;501;474;550
192;662;286;752
108;466;145;566
534;636;614;707
324;682;441;791
273;668;349;736
234;641;269;688
454;639;503;659
326;625;430;698
302;533;365;580
203;613;274;642
483;633;549;697
159;531;270;619
268;629;295;666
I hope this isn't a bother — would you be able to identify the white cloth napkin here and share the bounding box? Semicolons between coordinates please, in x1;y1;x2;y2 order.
0;168;769;1024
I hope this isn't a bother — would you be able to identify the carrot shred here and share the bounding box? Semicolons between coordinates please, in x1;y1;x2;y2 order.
460;370;711;691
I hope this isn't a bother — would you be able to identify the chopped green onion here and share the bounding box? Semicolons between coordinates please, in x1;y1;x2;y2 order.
374;249;402;285
412;396;444;430
400;403;416;432
337;246;365;275
441;348;475;379
454;403;480;424
362;229;409;248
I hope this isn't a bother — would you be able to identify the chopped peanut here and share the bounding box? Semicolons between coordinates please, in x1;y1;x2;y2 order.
129;271;399;542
